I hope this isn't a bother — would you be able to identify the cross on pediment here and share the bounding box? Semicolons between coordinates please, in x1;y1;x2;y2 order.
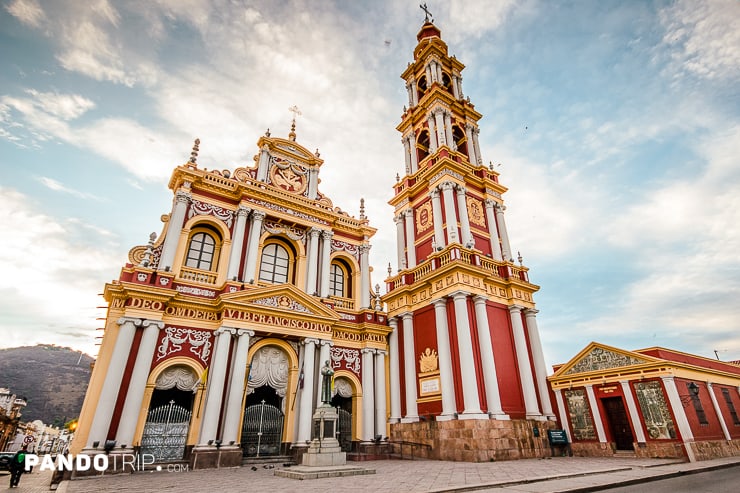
420;3;433;22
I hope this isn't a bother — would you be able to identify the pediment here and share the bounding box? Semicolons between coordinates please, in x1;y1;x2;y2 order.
221;284;339;320
555;342;657;377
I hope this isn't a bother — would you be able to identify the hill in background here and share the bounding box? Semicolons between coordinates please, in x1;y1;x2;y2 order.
0;344;94;426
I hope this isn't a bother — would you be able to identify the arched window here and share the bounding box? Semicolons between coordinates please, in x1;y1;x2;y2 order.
329;260;351;298
259;242;290;284
185;232;216;271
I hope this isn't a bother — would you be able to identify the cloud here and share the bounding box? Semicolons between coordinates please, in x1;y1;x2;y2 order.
5;0;45;28
36;176;104;201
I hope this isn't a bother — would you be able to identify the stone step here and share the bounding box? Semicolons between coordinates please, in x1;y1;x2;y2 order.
242;455;296;466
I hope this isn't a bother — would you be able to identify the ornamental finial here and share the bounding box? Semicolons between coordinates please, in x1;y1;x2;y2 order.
420;3;433;23
288;105;301;141
359;198;366;220
188;138;200;167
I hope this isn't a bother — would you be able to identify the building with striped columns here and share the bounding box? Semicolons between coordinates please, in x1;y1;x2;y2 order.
70;124;391;469
380;21;558;462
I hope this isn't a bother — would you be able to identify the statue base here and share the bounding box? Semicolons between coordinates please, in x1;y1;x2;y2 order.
301;404;346;467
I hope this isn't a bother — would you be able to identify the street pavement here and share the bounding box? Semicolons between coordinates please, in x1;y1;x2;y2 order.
2;455;739;492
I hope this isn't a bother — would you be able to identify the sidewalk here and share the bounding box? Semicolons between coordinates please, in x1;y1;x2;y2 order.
1;467;56;493
7;455;739;493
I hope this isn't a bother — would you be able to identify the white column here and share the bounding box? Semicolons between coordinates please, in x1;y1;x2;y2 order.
451;291;486;418
473;128;482;165
359;245;371;308
436;63;443;85
297;338;318;443
401;312;418;422
115;320;164;448
456;76;464;99
411;80;418;106
495;204;512;261
305;228;320;295
388;318;402;423
198;327;233;445
509;305;542;419
308;168;319;200
315;340;332;405
427;114;438;152
465;124;477;165
434;109;446;147
455;185;473;248
159;190;190;272
524;309;555;419
444;112;454;150
394;214;406;270
318;230;333;298
432;299;457;420
441;181;459;244
409;132;419;172
425;64;432;85
361;348;376;441
404;209;416;268
374;350;387;438
86;317;141;448
222;329;254;446
585;385;607;443
554;390;573;443
452;75;460;99
403;137;412;175
484;199;503;261
406;83;413;107
256;144;270;181
472;296;508;419
226;205;250;281
242;210;265;283
430;188;445;250
619;381;646;444
661;376;696;461
707;382;732;441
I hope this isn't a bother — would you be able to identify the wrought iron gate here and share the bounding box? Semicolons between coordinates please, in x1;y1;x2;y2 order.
241;400;284;457
140;400;192;461
337;408;352;452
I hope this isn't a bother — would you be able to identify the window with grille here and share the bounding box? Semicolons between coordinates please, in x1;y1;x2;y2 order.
185;232;216;271
329;263;346;297
687;383;708;425
721;388;740;425
259;243;290;284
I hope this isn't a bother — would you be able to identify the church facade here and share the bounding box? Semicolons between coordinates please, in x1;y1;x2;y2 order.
380;22;557;462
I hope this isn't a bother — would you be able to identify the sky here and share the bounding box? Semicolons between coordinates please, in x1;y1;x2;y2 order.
0;0;738;369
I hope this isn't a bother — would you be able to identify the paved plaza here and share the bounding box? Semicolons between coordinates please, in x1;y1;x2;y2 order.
2;456;739;493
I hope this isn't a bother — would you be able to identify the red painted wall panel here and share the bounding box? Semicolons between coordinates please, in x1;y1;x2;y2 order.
485;302;525;417
675;378;725;440
107;328;144;440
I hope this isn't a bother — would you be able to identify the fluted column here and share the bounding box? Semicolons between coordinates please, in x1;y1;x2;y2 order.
707;382;731;441
226;205;250;281
221;329;254;445
465;124;477;165
409;132;419;172
297;338;318;443
425;64;432;85
619;381;646;444
315;340;332;405
308;168;319;200
494;204;512;261
444;111;454;150
434;109;446;147
441;181;459;244
159;190;190;271
432;299;457;419
452;75;460;99
455;185;473;248
661;376;696;461
394;214;406;270
359;244;371;308
256;144;270;181
436;62;443;84
472;296;508;419
554;390;573;443
86;317;141;448
361;348;376;441
319;230;333;297
509;305;542;418
115;320;164;448
401;312;418;422
410;80;418;106
484;199;503;261
198;327;234;445
585;385;607;443
524;309;555;419
427;114;438;152
388;318;402;423
242;210;265;283
452;292;486;418
403;137;412;174
374;350;387;438
404;209;416;268
473;128;482;165
305;228;320;294
430;188;445;249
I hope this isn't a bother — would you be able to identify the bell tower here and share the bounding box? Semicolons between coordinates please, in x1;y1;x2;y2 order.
383;16;556;461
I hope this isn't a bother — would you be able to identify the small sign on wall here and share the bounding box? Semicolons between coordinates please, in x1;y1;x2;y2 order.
418;371;441;398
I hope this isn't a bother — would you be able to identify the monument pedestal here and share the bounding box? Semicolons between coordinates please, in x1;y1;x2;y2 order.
301;404;346;467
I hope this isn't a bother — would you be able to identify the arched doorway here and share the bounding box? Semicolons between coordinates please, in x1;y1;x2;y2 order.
140;365;196;461
331;376;354;452
241;345;289;457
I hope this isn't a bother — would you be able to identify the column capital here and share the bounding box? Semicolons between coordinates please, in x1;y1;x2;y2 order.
706;381;714;389
394;214;405;224
308;227;322;238
524;308;539;316
174;190;191;204
117;317;142;327
484;198;496;209
472;294;487;305
236;329;255;338
404;208;414;218
359;244;371;254
400;312;414;322
236;205;251;217
361;347;377;355
431;297;447;308
429;188;440;199
375;349;388;356
660;375;675;383
216;326;238;336
251;210;266;221
388;316;399;328
508;304;523;315
494;203;506;212
449;290;469;302
321;229;334;240
141;320;165;330
318;339;334;347
455;184;467;195
440;180;455;191
303;337;319;346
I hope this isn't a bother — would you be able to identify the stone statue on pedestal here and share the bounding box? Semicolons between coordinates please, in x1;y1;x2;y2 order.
320;360;334;404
